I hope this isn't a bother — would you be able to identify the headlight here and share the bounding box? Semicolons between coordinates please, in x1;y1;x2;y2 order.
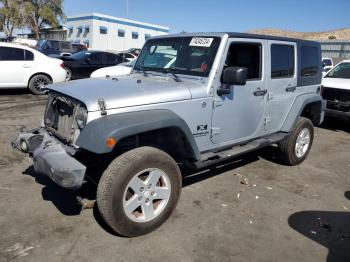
76;106;87;129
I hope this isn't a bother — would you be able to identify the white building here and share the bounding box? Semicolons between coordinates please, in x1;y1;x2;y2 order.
65;13;169;52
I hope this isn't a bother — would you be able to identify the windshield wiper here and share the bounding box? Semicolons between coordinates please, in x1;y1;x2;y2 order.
133;69;150;77
162;69;182;82
141;70;149;77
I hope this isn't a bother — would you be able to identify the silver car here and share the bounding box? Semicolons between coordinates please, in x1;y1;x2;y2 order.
13;33;325;237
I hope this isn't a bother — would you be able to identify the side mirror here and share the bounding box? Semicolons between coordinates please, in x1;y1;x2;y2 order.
222;66;247;86
217;66;248;96
322;63;326;68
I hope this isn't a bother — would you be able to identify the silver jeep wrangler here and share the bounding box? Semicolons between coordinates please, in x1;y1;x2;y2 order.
12;33;325;237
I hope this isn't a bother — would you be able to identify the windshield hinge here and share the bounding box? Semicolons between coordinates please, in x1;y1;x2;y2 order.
98;99;107;116
213;98;224;108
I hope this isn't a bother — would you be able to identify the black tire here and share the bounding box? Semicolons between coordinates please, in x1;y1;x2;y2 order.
28;74;51;95
278;117;314;165
64;67;72;81
97;146;182;237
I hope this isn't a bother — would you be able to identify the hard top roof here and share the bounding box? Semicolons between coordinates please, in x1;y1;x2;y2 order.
152;32;320;45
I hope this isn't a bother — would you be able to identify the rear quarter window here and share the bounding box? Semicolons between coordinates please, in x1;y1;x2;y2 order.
25;50;34;61
301;46;319;77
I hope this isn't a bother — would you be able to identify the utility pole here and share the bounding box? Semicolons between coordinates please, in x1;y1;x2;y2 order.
126;0;129;17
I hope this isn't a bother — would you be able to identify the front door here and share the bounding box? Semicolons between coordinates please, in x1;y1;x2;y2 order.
264;41;297;132
211;38;267;145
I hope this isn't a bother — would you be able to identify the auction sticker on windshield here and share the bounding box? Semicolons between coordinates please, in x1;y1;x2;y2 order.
190;37;214;47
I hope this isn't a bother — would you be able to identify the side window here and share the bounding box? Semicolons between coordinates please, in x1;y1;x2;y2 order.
60;42;72;50
48;41;59;50
104;53;117;64
100;27;108;34
90;53;103;64
301;46;318;77
132;32;139;39
224;42;261;80
118;29;125;37
125;53;134;59
145;34;151;41
0;47;25;61
271;44;295;78
24;50;34;61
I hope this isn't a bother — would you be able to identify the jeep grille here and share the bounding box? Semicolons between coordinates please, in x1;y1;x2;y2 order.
322;87;350;112
44;93;84;144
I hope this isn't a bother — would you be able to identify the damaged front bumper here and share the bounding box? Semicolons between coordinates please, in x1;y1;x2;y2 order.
12;128;86;189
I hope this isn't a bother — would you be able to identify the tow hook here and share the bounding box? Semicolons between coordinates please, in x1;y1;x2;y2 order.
76;196;96;210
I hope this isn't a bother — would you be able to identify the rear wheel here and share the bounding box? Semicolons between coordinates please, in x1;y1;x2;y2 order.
64;67;72;81
97;146;182;237
278;117;314;165
28;74;51;95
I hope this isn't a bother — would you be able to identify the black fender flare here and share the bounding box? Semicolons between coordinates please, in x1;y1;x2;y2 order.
76;109;201;160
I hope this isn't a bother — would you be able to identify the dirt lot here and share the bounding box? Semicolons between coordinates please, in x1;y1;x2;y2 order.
0;90;349;262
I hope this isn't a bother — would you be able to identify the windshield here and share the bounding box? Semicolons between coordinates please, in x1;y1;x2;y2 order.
70;51;90;60
322;59;332;66
134;36;221;77
36;40;46;49
325;62;350;79
126;59;136;67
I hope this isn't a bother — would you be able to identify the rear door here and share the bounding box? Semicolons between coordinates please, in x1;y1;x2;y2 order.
264;41;297;132
0;46;33;87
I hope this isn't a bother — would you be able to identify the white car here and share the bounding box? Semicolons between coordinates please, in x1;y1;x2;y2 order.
119;52;138;62
322;57;334;76
0;43;67;94
322;60;350;119
90;60;135;78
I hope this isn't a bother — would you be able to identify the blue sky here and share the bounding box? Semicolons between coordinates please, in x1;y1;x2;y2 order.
64;0;350;33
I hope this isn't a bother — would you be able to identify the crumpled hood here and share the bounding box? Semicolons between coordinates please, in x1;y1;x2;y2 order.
322;77;350;91
49;74;203;111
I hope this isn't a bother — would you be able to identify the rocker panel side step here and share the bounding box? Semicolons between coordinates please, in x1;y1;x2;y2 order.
194;132;288;169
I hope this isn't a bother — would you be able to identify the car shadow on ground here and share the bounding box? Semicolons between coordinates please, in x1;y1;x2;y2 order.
20;152;264;236
0;89;31;95
21;151;277;236
288;191;350;262
92;153;260;237
22;165;96;216
320;117;350;133
182;152;259;187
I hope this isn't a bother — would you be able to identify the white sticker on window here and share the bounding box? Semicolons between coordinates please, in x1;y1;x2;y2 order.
189;37;214;47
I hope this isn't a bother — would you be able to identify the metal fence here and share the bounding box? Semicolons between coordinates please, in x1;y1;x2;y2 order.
320;40;350;60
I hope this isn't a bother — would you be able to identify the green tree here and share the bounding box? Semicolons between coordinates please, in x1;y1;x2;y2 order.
0;0;23;37
23;0;65;39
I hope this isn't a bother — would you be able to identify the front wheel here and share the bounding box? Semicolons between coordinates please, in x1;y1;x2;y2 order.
97;147;182;237
278;117;314;165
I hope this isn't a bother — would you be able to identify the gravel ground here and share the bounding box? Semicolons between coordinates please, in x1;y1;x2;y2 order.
0;90;349;262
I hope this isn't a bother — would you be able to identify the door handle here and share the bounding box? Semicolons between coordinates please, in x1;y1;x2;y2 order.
22;64;31;68
285;86;296;92
253;88;267;96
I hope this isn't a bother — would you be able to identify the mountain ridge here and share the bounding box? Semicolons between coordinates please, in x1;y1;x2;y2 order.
248;28;350;40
